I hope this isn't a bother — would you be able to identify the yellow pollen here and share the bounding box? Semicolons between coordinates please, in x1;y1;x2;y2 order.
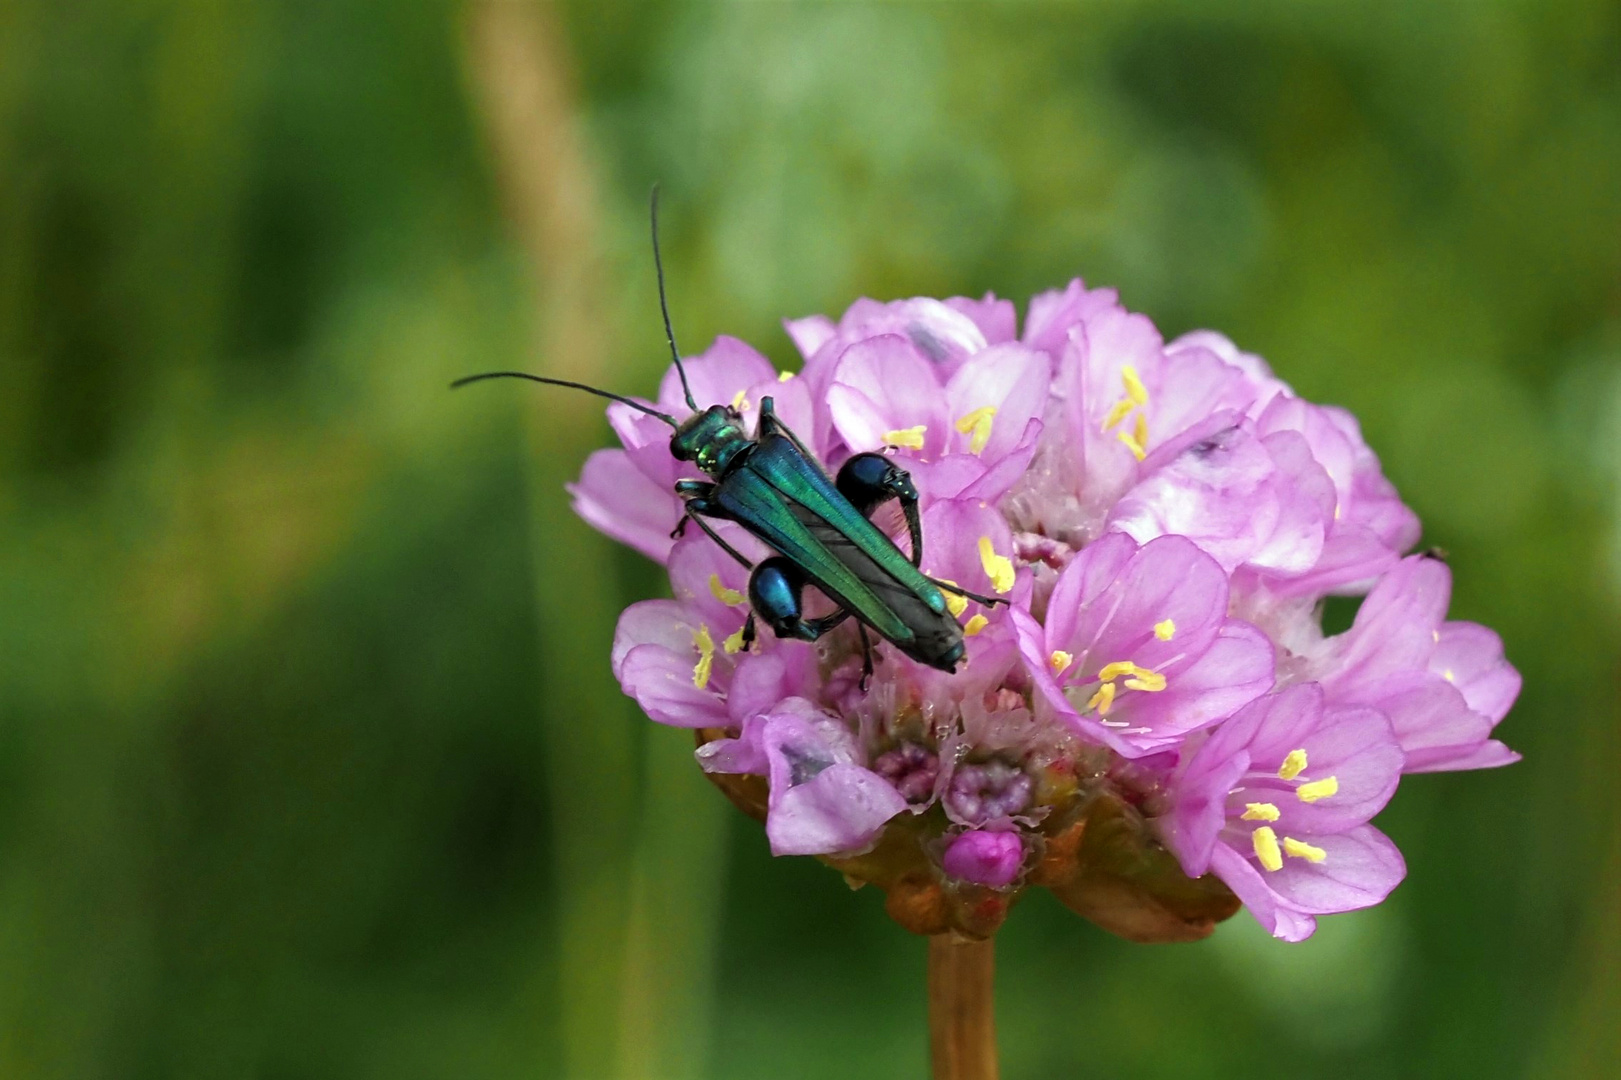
1278;748;1308;781
882;425;927;450
1443;668;1455;682
1334;503;1342;521
1283;837;1327;863
1123;669;1166;692
963;614;989;637
1049;650;1074;675
935;579;969;618
1096;660;1138;683
1296;776;1339;803
709;573;745;606
1253;826;1283;872
1132;411;1149;452
1117;429;1147;461
691;625;715;690
1154;618;1176;641
730;388;749;412
1242;802;1281;821
1087;681;1117;716
978;536;1015;594
1102;397;1135;431
1432;629;1440;643
1121;364;1148;406
955;406;998;455
722;626;747;655
778;370;795;382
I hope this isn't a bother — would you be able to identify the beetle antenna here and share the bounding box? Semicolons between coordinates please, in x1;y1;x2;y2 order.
650;184;699;412
450;371;679;427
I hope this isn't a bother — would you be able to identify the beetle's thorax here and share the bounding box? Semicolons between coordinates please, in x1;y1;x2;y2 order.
670;405;752;477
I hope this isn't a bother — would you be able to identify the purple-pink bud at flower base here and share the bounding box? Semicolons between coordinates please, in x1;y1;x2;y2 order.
942;830;1026;888
573;280;1522;943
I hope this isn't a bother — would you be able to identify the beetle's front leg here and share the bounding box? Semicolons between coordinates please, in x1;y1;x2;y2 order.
674;482;756;569
837;452;924;566
671;480;714;539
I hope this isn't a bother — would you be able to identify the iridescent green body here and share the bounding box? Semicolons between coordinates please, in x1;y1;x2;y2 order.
671;399;966;672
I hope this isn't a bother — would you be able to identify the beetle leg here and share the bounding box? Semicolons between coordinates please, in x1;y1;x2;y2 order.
836;453;924;566
678;496;755;570
740;612;757;651
856;622;875;692
671;480;715;538
755;396;821;462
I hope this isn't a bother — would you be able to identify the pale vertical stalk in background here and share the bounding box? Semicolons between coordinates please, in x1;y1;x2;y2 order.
929;936;1000;1080
459;3;725;1077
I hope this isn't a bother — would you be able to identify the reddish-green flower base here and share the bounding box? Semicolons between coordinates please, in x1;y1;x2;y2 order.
697;730;1239;942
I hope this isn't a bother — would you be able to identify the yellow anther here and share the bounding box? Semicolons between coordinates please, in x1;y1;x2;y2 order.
1123;668;1166;692
1154;619;1176;641
1432;629;1440;643
935;578;969;618
954;405;998;455
1132;411;1149;452
1049;650;1074;675
935;580;968;619
1121;364;1148;406
1242;802;1281;822
1117;429;1147;461
963;614;989;637
1102;397;1135;431
1278;748;1308;781
722;626;747;655
1087;681;1117;716
1096;660;1136;683
978;536;1015;594
778;369;795;382
709;573;745;606
1296;776;1339;803
1334;503;1342;521
1253;826;1283;872
691;625;715;690
1443;668;1455;682
730;388;749;412
1283;837;1327;863
882;425;927;450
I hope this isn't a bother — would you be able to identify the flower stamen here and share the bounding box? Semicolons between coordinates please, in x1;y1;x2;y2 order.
1242;802;1281;821
1283;837;1327;863
1296;776;1339;803
882;425;927;450
709;573;745;606
954;406;998;455
978;537;1015;594
1253;826;1283;872
691;625;715;690
1278;749;1308;781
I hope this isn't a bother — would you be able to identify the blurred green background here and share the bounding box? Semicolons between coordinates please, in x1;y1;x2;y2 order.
1;1;1617;1077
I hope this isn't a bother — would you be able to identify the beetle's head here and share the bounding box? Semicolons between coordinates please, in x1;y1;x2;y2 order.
670;404;749;475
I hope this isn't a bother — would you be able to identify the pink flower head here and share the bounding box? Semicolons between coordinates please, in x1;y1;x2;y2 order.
564;277;1519;943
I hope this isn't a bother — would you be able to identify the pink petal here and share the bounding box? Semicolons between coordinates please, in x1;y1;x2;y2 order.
827;335;951;457
944;343;1051;463
1431;622;1521;723
658;335;778;414
569;449;680;564
946;294;1018;345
